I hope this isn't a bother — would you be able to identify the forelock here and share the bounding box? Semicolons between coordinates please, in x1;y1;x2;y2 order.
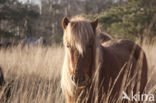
64;19;95;54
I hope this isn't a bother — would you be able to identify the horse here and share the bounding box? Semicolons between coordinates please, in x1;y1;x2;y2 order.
20;37;46;47
61;16;148;103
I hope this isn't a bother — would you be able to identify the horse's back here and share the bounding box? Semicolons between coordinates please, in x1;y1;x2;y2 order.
102;39;146;61
102;39;138;51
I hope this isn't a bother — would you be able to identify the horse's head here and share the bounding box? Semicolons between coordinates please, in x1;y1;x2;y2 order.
62;17;98;88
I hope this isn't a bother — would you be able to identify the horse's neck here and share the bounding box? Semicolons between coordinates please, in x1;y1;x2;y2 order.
90;45;103;81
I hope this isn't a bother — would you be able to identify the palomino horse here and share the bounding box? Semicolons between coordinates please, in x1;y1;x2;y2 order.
61;17;148;103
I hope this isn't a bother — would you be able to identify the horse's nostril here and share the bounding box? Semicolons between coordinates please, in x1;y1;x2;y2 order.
71;75;75;81
71;75;89;86
75;69;79;74
71;75;85;82
81;76;86;82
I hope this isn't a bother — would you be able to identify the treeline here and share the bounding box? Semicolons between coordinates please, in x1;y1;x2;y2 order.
0;0;39;42
0;0;156;44
86;0;156;44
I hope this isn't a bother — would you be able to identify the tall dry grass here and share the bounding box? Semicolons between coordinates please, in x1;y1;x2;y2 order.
0;46;65;103
0;43;155;103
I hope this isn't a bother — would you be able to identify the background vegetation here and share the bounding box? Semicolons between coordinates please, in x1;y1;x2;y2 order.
0;0;156;44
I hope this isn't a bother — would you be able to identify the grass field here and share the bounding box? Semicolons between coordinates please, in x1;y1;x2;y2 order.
0;43;155;103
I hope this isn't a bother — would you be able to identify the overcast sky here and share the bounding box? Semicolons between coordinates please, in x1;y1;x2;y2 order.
18;0;62;5
18;0;41;5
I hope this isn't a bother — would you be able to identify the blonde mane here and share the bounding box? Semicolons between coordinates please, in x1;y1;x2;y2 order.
63;17;95;54
61;16;103;97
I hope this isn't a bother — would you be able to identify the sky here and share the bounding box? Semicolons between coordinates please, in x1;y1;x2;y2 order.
18;0;62;5
18;0;41;5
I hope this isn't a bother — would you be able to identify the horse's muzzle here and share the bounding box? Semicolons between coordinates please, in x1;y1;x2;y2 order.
71;74;90;89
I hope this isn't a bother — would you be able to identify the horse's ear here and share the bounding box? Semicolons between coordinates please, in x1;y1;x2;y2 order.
62;17;70;30
91;18;98;32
